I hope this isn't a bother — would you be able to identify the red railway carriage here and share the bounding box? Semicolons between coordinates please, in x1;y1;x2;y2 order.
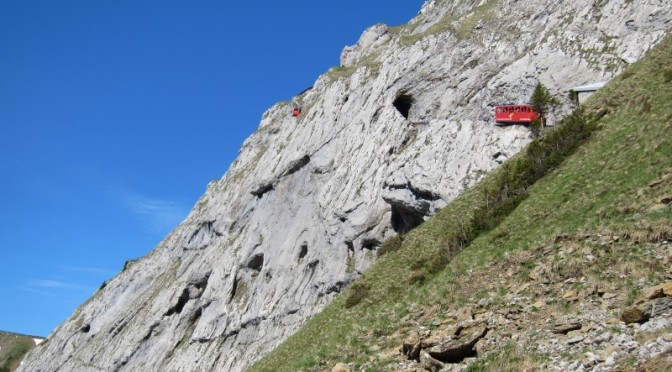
494;105;540;125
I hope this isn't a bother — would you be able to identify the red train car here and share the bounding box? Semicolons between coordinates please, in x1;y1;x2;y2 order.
494;105;540;125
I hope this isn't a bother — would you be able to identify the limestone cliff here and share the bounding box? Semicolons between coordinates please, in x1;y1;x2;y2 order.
19;0;671;371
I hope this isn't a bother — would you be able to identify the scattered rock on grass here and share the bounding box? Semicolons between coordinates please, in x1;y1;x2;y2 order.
553;322;582;334
428;323;488;363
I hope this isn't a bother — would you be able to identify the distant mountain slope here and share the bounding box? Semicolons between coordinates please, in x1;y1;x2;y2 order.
20;0;671;371
254;34;672;371
0;331;44;372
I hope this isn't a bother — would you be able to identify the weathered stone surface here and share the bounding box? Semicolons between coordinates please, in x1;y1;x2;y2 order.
401;333;422;360
420;350;445;372
623;284;672;324
622;307;649;324
456;307;473;322
428;323;488;363
643;282;672;299
567;335;585;345
19;1;672;371
553;322;582;335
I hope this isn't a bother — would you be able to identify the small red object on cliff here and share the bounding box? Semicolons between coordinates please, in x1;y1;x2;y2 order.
494;105;540;125
292;107;301;117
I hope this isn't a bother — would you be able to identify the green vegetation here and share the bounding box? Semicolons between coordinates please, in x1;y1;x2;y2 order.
390;0;505;46
529;117;543;137
376;234;404;257
326;65;359;82
530;82;559;116
325;58;381;84
0;332;37;372
252;35;672;371
343;282;370;308
664;68;672;83
530;82;561;129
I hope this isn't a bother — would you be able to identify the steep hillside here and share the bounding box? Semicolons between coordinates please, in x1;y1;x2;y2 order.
254;34;672;371
20;1;671;371
0;332;44;372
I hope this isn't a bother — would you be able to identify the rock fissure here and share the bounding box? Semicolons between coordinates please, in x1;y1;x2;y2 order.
281;155;311;177
165;288;191;317
250;182;274;198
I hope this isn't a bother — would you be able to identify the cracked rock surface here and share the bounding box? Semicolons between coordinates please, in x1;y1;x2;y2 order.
19;0;671;371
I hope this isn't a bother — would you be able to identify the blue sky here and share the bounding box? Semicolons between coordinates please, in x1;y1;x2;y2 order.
0;1;424;337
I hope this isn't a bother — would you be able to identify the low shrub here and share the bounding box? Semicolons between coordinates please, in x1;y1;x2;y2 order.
620;69;635;80
530;118;543;138
377;235;404;257
408;270;426;284
663;68;672;83
437;108;595;265
344;283;370;308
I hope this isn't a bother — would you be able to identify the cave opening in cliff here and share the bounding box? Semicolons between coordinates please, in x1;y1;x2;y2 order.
298;243;308;260
247;253;264;271
393;93;414;119
390;205;424;233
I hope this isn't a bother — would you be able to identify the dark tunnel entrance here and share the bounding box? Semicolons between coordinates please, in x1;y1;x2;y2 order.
393;94;414;119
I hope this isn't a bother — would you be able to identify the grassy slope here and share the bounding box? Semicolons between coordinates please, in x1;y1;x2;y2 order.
0;332;41;372
252;35;672;371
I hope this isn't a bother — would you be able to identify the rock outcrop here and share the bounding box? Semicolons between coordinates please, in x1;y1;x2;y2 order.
388;238;672;371
20;0;671;371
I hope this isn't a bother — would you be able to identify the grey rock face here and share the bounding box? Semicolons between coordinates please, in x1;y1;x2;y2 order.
20;0;671;371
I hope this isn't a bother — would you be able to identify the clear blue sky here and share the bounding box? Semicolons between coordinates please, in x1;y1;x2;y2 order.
0;1;424;337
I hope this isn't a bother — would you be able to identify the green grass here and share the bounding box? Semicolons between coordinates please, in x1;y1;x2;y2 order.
0;332;38;372
252;35;672;371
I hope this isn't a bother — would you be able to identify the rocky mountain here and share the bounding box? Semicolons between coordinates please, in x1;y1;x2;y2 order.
254;33;672;371
19;0;671;371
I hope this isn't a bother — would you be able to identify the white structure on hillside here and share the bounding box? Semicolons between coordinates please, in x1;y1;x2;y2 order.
572;81;608;104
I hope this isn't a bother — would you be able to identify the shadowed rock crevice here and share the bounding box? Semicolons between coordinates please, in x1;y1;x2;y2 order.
165;288;191;316
307;259;319;270
188;220;223;244
320;279;353;297
165;275;210;316
282;155;311;177
251;183;274;198
390;205;425;233
189;307;202;328
298;243;308;260
383;183;442;233
251;155;310;199
246;253;264;271
108;319;128;338
230;276;240;301
361;238;381;250
80;324;91;333
393;93;414;119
